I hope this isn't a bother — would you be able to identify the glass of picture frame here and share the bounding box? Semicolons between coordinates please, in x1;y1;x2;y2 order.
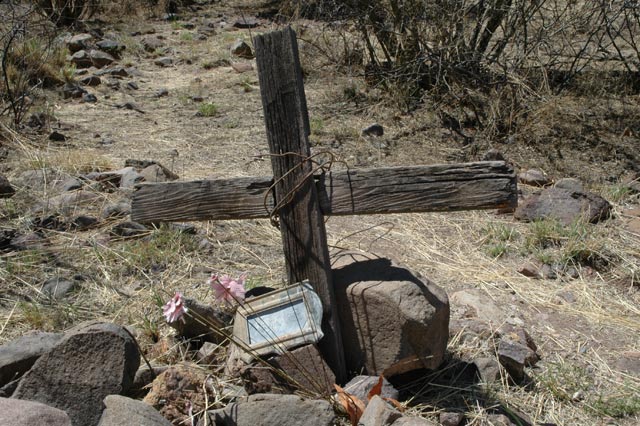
233;280;324;362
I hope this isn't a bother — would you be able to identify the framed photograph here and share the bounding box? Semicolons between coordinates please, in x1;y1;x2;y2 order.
233;280;324;362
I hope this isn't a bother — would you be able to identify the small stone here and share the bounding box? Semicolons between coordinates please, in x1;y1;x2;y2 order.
230;39;254;59
154;57;173;67
540;263;557;280
482;149;505;161
362;123;384;137
0;174;15;198
233;17;259;29
49;131;66;141
517;262;541;279
62;82;87;98
169;298;231;343
89;49;115;68
439;412;465;426
486;414;515;426
518;169;550;187
66;33;92;53
96;39;125;56
270;344;336;396
196;342;219;364
497;339;539;382
515;187;611;225
554;178;584;192
42;277;77;299
155;88;169;97
566;267;580;279
0;397;72;426
102;201;131;219
139;164;179;182
231;62;253;73
98;395;171;426
111;221;149;238
473;357;502;384
69;50;93;68
359;395;402;426
10;232;46;250
126;81;139;90
131;365;169;395
79;75;101;86
141;36;164;52
343;375;399;402
82;93;98;103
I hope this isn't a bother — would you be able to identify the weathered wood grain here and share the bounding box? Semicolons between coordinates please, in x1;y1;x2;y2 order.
254;27;346;381
131;161;517;222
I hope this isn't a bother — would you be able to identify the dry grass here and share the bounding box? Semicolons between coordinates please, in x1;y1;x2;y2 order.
1;2;640;425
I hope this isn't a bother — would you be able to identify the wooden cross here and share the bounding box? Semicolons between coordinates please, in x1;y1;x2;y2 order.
131;27;517;382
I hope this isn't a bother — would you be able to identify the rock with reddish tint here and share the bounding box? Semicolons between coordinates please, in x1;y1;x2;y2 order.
70;50;93;68
450;288;505;325
344;375;399;402
0;397;71;426
201;393;335;426
98;395;171;426
132;365;169;395
360;395;402;426
80;75;101;86
0;331;63;387
622;171;640;193
497;338;539;382
88;49;115;68
141;36;164;52
514;187;611;225
332;250;449;376
154;56;173;67
518;169;549;187
31;190;101;216
231;62;253;73
554;178;584;192
486;414;515;426
12;322;140;426
439;412;465;426
0;174;14;198
517;262;541;278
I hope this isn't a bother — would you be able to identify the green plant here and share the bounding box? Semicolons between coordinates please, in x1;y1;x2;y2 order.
198;102;219;117
589;394;640;418
536;361;593;403
310;117;325;135
180;32;194;42
482;222;518;258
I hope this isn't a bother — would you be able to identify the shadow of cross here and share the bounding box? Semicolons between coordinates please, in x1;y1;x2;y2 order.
130;27;518;383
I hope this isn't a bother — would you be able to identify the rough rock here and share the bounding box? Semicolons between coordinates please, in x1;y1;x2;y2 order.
102;200;131;219
154;56;173;67
622;171;640;194
233;17;260;29
70;214;99;230
82;93;98;103
486;414;515;426
169;297;231;343
472;357;502;384
132;365;170;395
113;166;143;188
0;331;63;387
332;250;449;376
143;364;209;425
343;375;400;402
96;39;125;57
554;178;584;192
439;412;465;426
88;49;115;68
230;39;254;59
69;50;93;68
450;288;505;325
62;177;83;191
79;75;101;86
391;417;437;425
196;342;219;364
514;187;611;225
497;338;539;382
41;277;77;299
231;62;253;73
98;395;171;426
141;36;165;52
0;174;15;198
9;232;46;250
62;82;87;98
482;149;505;161
362;123;384;137
31;190;101;215
49;130;66;141
0;397;72;426
518;169;550;187
201;393;335;426
517;262;542;279
13;169;64;190
360;395;402;426
12;322;140;426
139;164;179;183
241;344;335;396
66;33;92;53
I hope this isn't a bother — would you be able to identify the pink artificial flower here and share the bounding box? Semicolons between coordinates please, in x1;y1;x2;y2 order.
163;291;188;323
208;273;247;305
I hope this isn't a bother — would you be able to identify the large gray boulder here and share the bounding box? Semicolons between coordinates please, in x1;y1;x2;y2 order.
201;393;335;426
514;186;611;224
0;397;72;426
98;395;171;426
12;322;140;426
0;331;63;387
332;251;449;376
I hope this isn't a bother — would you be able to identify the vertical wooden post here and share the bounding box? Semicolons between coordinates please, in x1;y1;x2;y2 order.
254;27;346;382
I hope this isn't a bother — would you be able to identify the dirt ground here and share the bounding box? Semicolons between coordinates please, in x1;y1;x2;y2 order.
1;1;639;425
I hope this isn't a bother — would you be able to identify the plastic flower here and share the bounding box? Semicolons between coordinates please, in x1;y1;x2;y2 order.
163;291;188;323
208;273;247;305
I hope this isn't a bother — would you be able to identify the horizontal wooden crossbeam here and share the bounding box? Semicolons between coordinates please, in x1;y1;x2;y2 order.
131;161;517;223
